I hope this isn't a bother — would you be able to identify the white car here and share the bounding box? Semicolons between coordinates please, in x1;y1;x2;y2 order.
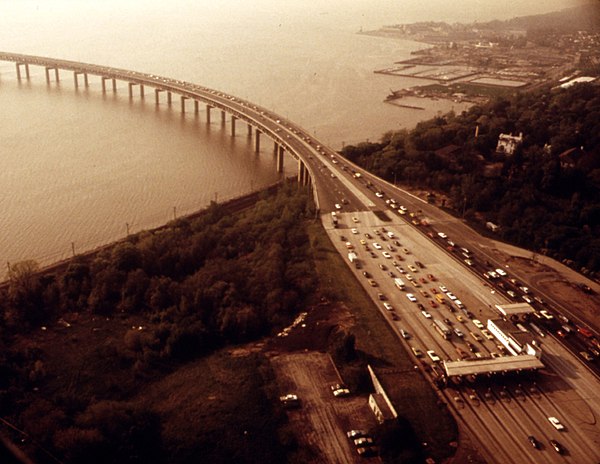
421;310;432;319
495;268;507;276
372;242;382;250
446;292;458;301
375;192;384;198
439;285;448;293
334;203;341;210
383;302;393;311
548;416;565;431
407;264;418;272
406;293;417;302
472;319;484;329
382;251;392;259
351;228;358;234
437;232;448;239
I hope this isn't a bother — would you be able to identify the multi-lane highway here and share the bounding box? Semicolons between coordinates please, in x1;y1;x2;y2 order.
319;157;600;462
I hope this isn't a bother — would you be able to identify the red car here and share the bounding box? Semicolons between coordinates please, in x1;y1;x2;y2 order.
427;274;436;281
429;300;438;308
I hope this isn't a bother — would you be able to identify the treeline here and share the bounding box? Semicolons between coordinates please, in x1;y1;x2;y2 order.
341;82;600;275
0;184;316;463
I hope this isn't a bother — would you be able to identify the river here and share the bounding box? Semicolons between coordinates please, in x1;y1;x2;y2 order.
0;0;575;277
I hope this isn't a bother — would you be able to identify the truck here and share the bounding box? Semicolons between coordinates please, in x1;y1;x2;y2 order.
331;211;338;228
394;278;405;291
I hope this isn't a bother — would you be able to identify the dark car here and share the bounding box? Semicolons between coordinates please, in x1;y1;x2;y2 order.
527;436;540;449
549;439;564;454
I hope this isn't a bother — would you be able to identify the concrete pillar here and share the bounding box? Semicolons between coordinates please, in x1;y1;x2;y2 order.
254;130;261;153
112;78;117;92
101;77;107;93
221;111;226;126
206;105;212;123
231;116;236;136
45;67;51;83
298;160;305;184
128;82;135;98
154;88;162;105
25;64;30;79
181;96;187;113
83;73;88;87
54;68;59;82
74;72;79;88
16;63;21;80
16;63;30;80
247;123;253;137
167;92;172;105
194;100;199;114
277;146;285;173
274;141;278;154
139;84;144;98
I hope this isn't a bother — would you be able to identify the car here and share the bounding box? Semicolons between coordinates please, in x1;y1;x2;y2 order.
466;341;477;352
364;233;372;239
411;347;423;357
472;319;484;329
387;244;396;252
419;290;429;297
347;429;366;439
405;273;414;281
470;331;483;342
382;251;392;259
331;385;350;397
429;300;438;308
548;416;564;430
356;446;377;457
464;259;474;266
495;268;507;276
426;350;440;362
407;264;418;272
362;271;371;278
406;293;417;302
549;439;564;454
481;329;494;340
454;328;464;337
351;228;358;234
387;271;396;278
352;216;359;223
345;242;354;249
378;264;387;270
522;295;533;304
279;394;300;408
377;293;386;301
375;191;384;198
368;279;377;287
439;285;448;293
369;251;377;258
580;351;594;361
421;310;432;319
456;315;465;323
507;290;516;298
373;242;382;250
437;232;448;239
443;318;453;326
427;273;436;281
334;203;341;210
446;292;457;301
354;436;374;446
390;311;399;320
416;303;425;311
400;329;410;339
520;286;530;294
402;247;411;254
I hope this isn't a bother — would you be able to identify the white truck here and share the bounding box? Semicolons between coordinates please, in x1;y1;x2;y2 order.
394;278;405;291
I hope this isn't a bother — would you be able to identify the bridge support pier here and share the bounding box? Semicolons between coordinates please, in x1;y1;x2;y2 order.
181;96;187;113
247;123;252;137
45;67;59;83
101;77;115;93
231;116;236;136
154;88;162;104
16;63;30;80
221;111;226;126
128;82;135;98
139;84;144;99
167;92;172;106
206;105;212;123
298;160;305;184
194;100;199;114
74;71;88;88
277;145;285;173
254;130;261;152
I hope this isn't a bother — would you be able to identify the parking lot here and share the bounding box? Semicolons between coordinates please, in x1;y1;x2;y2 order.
270;352;379;463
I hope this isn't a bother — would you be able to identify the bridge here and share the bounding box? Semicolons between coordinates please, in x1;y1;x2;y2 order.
0;51;358;213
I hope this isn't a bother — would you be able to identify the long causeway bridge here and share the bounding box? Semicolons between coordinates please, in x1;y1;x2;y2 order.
0;51;327;209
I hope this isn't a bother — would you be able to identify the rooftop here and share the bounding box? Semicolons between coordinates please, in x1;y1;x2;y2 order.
443;355;544;377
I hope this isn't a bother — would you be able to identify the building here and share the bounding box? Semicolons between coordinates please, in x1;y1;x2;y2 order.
496;132;523;155
487;318;542;358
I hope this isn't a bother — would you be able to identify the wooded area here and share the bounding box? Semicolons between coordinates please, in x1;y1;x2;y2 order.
341;82;600;275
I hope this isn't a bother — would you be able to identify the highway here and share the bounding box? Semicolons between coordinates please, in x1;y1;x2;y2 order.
3;51;599;462
322;167;600;462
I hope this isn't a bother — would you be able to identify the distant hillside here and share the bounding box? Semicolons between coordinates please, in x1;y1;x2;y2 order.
477;2;600;33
